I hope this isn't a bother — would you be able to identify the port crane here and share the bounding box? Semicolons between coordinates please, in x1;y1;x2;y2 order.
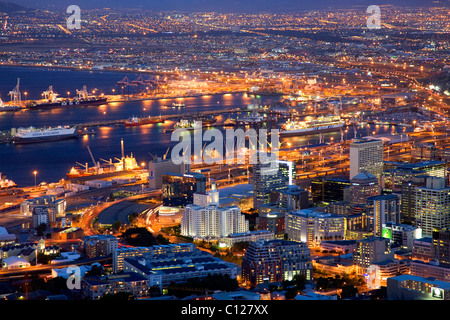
8;78;21;106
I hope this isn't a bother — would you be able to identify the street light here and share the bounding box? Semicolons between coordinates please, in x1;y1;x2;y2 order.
33;171;37;188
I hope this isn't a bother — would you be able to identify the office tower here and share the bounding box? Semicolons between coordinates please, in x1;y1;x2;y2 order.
431;229;450;267
353;237;394;274
241;239;311;286
257;211;285;238
349;138;384;180
253;159;295;209
161;172;206;206
381;222;422;252
415;177;450;237
349;171;380;205
367;194;400;237
311;177;351;204
400;177;428;226
181;187;249;239
148;157;188;189
382;161;446;193
411;143;440;162
274;185;309;211
285;209;345;245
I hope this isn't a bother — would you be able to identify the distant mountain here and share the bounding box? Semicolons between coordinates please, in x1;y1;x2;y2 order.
6;0;450;11
0;1;29;13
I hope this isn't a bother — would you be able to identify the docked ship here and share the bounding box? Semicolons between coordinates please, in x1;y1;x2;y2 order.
26;86;107;110
0;99;22;112
236;109;266;125
280;115;345;136
13;126;79;144
124;116;166;127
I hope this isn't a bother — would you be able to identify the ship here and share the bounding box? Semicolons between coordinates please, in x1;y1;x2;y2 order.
26;86;107;110
280;115;345;136
171;102;186;108
0;99;22;112
13;126;79;144
223;117;236;127
124;115;166;127
236;109;266;125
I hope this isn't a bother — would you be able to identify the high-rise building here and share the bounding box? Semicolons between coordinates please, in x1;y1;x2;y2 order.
382;160;445;193
311;177;350;204
381;222;422;252
241;239;311;286
353;237;394;274
148;157;189;190
415;177;450;237
367;194;400;238
241;239;282;286
400;177;428;226
161;172;206;207
349;171;380;205
349;139;384;180
431;229;450;267
285;209;345;245
253;159;295;209
274;185;309;211
181;186;249;239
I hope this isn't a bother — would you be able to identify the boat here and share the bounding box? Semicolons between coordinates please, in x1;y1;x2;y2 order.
280;115;345;136
197;115;217;126
223;117;236;126
124;116;166;127
0;99;22;112
171;102;186;108
236;110;266;125
13;126;79;144
26;86;107;110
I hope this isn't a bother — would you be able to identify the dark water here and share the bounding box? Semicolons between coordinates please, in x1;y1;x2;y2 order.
0;66;408;186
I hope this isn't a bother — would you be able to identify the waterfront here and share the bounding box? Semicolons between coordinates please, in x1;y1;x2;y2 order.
0;66;410;186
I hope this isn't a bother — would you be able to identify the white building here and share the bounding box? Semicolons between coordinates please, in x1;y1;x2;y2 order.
181;184;249;239
285;209;345;245
350;138;384;180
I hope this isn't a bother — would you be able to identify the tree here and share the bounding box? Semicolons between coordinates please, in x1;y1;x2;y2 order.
340;284;358;299
112;220;122;231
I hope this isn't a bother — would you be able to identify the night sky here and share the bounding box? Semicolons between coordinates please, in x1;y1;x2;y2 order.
6;0;450;11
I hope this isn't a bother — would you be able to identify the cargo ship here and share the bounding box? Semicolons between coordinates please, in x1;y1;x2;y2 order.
280;115;345;136
124;116;166;127
13;126;79;144
0;99;23;112
25;86;107;110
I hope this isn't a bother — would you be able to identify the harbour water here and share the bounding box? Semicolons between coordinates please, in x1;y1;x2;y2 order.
0;66;409;186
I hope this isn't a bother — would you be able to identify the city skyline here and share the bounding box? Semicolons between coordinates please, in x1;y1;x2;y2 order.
0;0;449;306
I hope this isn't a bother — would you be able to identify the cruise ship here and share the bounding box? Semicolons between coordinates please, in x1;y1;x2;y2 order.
280;115;345;136
13;126;79;144
25;86;107;110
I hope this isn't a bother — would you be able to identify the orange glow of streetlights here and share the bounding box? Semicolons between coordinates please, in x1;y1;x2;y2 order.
33;171;37;188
